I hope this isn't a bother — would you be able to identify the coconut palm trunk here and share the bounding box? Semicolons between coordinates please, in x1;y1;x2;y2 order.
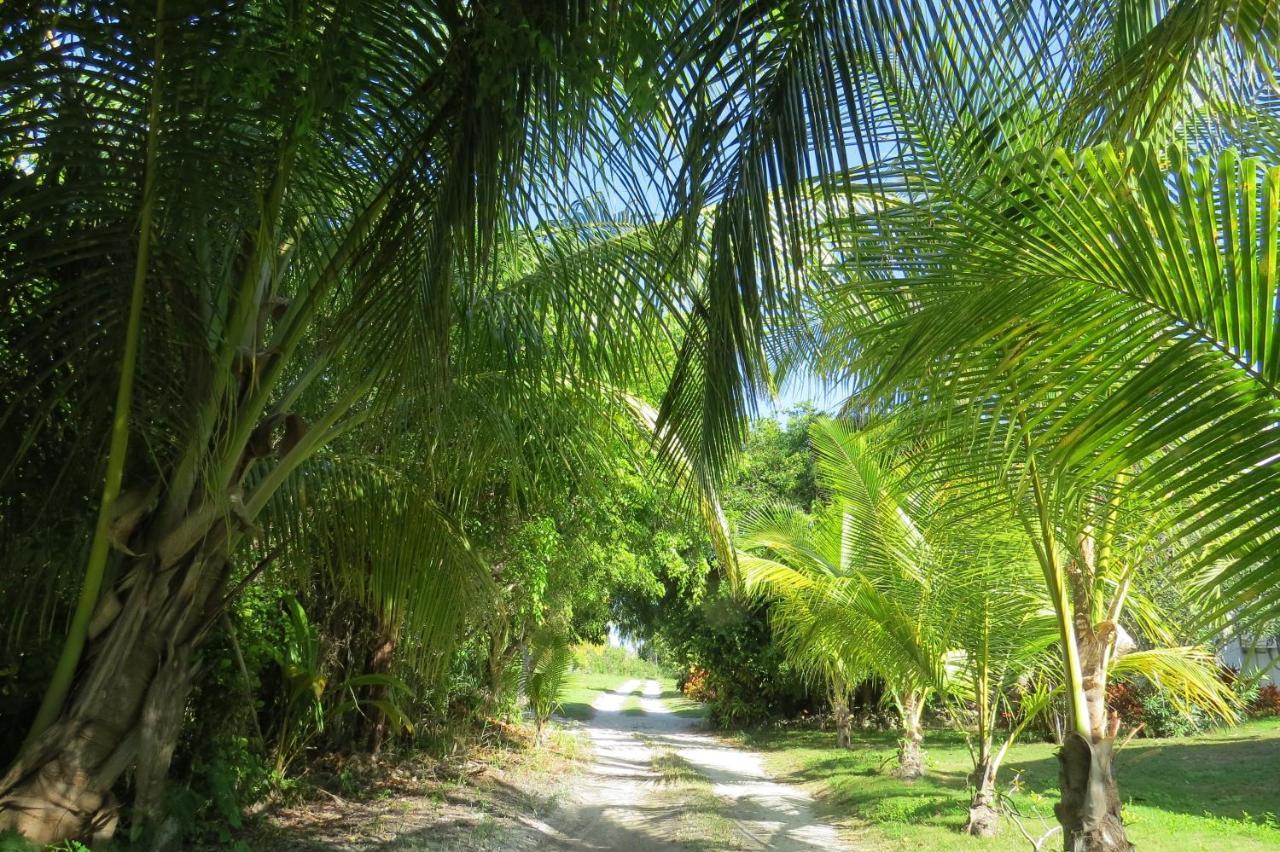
0;532;236;843
830;684;853;749
1053;624;1129;852
1055;727;1127;852
1025;462;1132;852
966;751;1001;837
965;669;1001;836
895;690;926;780
963;668;1057;838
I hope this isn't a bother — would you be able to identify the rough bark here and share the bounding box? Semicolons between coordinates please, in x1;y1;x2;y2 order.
0;534;231;846
965;755;1001;837
363;625;397;754
895;693;926;780
832;698;852;749
1054;734;1133;852
486;619;516;709
897;730;925;780
1053;624;1132;851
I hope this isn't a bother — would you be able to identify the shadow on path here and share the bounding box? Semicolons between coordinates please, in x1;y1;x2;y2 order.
544;678;855;851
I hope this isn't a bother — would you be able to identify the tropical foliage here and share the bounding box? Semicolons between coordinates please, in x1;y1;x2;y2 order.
738;417;1237;837
4;1;1280;850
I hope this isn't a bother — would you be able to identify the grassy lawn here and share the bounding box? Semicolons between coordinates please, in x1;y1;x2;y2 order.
737;718;1280;851
660;684;708;720
557;672;706;722
558;671;622;720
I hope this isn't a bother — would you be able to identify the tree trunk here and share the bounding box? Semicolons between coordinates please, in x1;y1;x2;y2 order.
363;624;397;754
1052;631;1132;852
895;692;926;780
897;729;925;780
486;619;514;711
486;620;529;719
831;693;852;749
0;539;230;846
965;753;1001;837
1054;733;1132;852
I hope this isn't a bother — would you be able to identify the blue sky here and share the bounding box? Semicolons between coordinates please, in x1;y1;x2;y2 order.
768;372;846;419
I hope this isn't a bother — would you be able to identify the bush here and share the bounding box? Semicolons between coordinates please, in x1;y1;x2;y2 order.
1108;678;1209;738
1251;684;1280;717
1219;665;1258;708
1106;681;1146;730
1210;666;1279;719
167;589;285;845
680;666;714;702
570;643;671;678
1139;691;1208;738
663;585;818;727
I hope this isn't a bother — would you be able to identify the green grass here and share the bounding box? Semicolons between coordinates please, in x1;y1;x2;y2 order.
557;671;620;720
659;685;708;720
570;644;675;679
644;741;749;850
735;718;1280;850
556;672;707;722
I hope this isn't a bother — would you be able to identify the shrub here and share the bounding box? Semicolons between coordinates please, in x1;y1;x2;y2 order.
1139;690;1208;738
665;586;818;727
1108;677;1214;738
680;666;714;702
570;643;670;678
1250;684;1280;717
1107;681;1146;730
525;630;573;742
1219;665;1258;708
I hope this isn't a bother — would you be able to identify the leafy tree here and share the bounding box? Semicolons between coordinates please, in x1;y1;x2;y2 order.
722;405;822;520
6;2;1280;848
616;409;827;725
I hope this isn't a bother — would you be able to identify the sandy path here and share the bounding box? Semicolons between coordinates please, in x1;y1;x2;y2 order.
545;677;850;850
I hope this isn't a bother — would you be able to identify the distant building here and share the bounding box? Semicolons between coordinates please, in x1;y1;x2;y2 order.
1220;636;1280;684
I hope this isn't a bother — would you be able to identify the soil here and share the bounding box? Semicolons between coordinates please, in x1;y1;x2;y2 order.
553;678;849;850
242;678;854;850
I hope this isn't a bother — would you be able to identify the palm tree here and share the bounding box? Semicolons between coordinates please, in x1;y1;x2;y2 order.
2;6;675;835
932;528;1226;838
813;145;1280;842
740;509;946;778
821;355;1249;848
5;0;1276;844
739;419;954;779
523;625;573;745
742;418;1239;837
931;535;1060;837
781;5;1280;848
0;0;893;838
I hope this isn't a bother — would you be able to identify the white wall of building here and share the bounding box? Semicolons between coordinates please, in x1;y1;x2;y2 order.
1220;638;1280;684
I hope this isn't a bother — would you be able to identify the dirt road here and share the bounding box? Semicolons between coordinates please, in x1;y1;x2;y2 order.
248;678;853;850
542;678;850;850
